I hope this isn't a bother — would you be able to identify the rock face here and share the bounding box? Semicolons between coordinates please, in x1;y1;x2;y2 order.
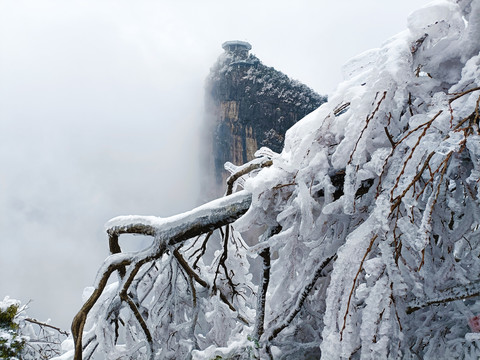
204;41;327;193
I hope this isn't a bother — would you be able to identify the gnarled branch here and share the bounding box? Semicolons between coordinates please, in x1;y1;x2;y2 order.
73;190;253;360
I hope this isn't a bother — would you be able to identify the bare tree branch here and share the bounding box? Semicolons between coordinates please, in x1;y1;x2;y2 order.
73;190;253;360
106;190;252;247
407;282;480;314
25;318;69;337
265;254;335;342
225;158;273;196
253;225;281;340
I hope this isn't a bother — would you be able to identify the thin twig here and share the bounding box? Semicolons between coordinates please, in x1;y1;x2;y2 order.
225;159;273;196
349;91;387;165
390;151;435;213
267;255;335;342
25;318;69;337
340;235;378;341
390;111;442;201
407;281;480;314
449;86;480;103
384;127;395;148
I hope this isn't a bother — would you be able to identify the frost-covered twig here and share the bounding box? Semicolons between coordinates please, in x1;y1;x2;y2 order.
212;225;241;302
390;151;434;212
73;190;252;360
190;231;213;269
72;256;132;360
265;254;335;342
174;249;208;288
253;225;281;340
225;157;273;196
25;318;69;337
348;91;387;164
340;235;377;341
390;111;442;201
173;248;248;324
106;190;252;247
407;282;480;314
449;86;480;103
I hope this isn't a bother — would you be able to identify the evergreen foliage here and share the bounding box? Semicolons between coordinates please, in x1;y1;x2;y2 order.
0;299;25;359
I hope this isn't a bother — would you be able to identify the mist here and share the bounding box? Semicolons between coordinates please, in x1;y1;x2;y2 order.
0;0;431;330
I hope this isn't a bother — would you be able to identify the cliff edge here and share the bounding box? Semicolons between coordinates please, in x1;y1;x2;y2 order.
204;41;327;193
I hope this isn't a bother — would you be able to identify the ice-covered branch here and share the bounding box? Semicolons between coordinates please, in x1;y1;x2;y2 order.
253;226;281;341
265;254;335;342
62;2;480;358
73;190;253;360
225;157;273;195
407;282;480;314
173;249;249;325
106;190;252;247
25;318;69;337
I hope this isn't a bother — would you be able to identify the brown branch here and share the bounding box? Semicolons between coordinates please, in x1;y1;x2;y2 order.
266;255;335;342
407;282;480;314
449;86;480;103
390;151;435;213
118;256;158;353
349;91;387;165
340;235;378;341
190;231;213;269
72;258;132;360
107;225;155;278
174;248;208;288
395;110;442;146
174;247;249;326
212;225;236;297
105;191;252;249
25;318;69;337
122;294;153;345
384;127;395;148
74;191;253;360
225;159;273;196
375;111;441;199
390;111;442;201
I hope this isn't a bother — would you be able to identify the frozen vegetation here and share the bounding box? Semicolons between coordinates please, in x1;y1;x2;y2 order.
0;296;68;359
51;0;480;359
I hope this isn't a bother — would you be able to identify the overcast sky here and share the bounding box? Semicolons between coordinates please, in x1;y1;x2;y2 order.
0;0;431;330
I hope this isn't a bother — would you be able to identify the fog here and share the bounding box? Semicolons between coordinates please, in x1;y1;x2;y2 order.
0;0;430;330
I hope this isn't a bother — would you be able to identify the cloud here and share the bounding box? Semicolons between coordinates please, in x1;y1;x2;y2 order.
0;0;431;329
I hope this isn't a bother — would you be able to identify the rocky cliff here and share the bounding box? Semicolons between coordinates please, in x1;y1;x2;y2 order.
204;41;327;193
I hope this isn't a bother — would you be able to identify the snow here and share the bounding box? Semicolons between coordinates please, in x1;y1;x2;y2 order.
62;0;480;358
105;189;251;232
0;296;19;312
